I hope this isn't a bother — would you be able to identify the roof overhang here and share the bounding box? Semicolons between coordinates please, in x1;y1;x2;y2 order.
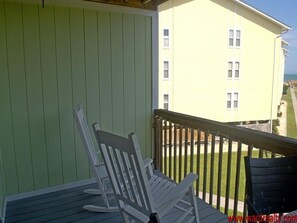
7;0;167;11
234;0;291;32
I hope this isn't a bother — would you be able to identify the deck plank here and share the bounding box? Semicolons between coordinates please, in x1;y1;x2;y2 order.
5;171;228;223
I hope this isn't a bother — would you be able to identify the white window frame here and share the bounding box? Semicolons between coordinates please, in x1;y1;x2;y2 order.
234;61;240;79
227;62;233;79
227;93;232;109
235;30;241;47
228;29;241;48
233;92;239;109
226;92;239;109
163;94;169;110
163;28;169;49
227;61;240;79
163;60;169;80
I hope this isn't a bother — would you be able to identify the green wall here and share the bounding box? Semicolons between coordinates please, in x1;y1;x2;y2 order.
0;1;153;197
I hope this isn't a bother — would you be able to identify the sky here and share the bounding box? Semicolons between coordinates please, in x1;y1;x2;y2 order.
244;0;297;74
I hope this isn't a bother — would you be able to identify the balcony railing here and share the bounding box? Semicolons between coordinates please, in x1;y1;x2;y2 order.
153;109;297;219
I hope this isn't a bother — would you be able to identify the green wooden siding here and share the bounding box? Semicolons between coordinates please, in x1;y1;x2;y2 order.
0;1;153;196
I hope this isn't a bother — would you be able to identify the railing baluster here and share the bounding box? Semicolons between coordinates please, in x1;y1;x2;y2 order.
154;117;161;170
173;124;177;182
203;131;209;202
184;128;189;178
190;129;194;173
164;121;168;175
259;149;264;158
225;139;232;214
178;125;183;183
209;134;215;205
160;119;164;172
233;142;242;217
216;136;224;210
168;122;172;179
196;130;201;196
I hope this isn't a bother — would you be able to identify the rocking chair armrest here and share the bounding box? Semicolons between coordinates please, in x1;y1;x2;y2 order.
143;158;154;178
94;163;105;167
143;158;153;167
159;173;198;207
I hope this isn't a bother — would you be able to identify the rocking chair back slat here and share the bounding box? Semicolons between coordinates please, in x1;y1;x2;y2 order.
95;128;156;217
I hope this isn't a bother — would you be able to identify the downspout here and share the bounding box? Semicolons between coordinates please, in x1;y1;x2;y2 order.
270;34;281;133
270;30;289;133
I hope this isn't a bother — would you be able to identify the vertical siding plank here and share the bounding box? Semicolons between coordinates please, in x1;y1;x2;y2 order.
22;3;49;189
135;15;146;152
5;2;34;192
145;16;152;157
39;5;63;186
123;14;136;135
84;8;100;169
55;6;76;183
84;9;100;130
98;11;113;132
69;8;89;180
110;12;124;135
0;1;19;194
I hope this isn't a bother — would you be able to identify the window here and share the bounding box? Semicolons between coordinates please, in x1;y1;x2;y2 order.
163;29;169;48
163;61;169;79
163;94;169;110
228;62;233;78
228;29;241;47
227;61;240;79
235;62;240;78
233;93;238;108
227;92;239;109
229;30;234;47
227;93;232;109
236;30;241;47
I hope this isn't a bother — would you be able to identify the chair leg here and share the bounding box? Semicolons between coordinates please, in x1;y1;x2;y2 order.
149;213;160;223
189;186;200;223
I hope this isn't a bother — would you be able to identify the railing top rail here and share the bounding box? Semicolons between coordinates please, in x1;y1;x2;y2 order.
154;109;297;156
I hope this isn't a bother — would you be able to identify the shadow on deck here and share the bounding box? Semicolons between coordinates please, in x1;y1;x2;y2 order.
5;171;227;223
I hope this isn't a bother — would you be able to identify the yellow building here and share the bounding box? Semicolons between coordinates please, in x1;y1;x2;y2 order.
158;0;290;128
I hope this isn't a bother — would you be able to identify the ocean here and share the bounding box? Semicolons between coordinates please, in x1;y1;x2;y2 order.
284;74;297;82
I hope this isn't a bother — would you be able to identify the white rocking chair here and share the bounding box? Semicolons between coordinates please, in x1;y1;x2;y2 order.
74;105;153;213
93;123;200;223
74;105;118;212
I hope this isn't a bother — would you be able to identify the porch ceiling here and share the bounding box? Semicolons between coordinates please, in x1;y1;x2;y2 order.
85;0;167;10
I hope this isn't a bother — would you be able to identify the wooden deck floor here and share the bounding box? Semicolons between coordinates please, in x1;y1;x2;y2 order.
5;172;228;223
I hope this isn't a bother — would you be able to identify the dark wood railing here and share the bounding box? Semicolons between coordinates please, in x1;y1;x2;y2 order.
153;109;297;220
